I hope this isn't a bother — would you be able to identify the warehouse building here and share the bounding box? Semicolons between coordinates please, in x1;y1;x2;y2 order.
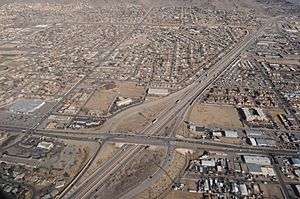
291;158;300;167
247;164;275;176
37;141;54;150
224;130;238;138
116;97;133;107
243;155;271;165
147;88;169;96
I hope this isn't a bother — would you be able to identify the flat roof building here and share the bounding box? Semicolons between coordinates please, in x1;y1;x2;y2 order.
37;141;54;150
243;155;271;165
291;158;300;167
224;130;238;138
147;88;169;96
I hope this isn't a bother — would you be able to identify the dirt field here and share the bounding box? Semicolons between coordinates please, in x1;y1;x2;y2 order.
188;103;243;129
84;90;116;113
135;151;187;199
83;81;145;116
115;81;145;98
94;147;167;199
164;191;200;199
259;183;284;199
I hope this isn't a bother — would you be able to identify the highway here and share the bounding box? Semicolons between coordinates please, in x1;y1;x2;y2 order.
61;19;274;199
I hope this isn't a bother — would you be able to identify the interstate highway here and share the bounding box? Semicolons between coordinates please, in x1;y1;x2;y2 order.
61;19;273;199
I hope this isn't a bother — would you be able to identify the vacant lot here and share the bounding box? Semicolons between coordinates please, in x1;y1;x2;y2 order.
115;81;145;98
259;183;284;199
84;90;116;114
188;103;243;129
164;191;200;199
135;151;187;199
83;81;145;116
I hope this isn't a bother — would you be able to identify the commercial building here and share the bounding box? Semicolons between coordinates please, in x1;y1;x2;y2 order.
239;184;248;196
245;130;262;137
241;107;267;122
37;141;54;150
116;97;133;107
224;130;238;138
291;158;300;167
201;159;216;167
243;155;271;165
147;88;169;96
247;164;275;176
247;137;257;146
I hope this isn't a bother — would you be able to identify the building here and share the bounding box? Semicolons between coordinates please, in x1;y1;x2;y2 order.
188;125;205;132
247;164;274;176
291;158;300;167
239;184;248;196
224;130;238;138
116;97;133;107
241;107;267;122
247;137;257;146
9;99;45;114
212;131;223;137
201;159;216;167
256;139;268;146
37;141;54;150
243;155;271;165
245;130;262;137
147;88;169;96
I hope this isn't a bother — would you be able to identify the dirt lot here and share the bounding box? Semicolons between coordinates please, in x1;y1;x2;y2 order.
84;90;116;114
94;147;167;199
164;191;200;199
135;151;187;199
82;81;145;116
115;81;145;98
188;103;243;129
259;183;284;199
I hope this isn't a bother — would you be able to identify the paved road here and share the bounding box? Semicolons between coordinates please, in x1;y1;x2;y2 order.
63;19;274;199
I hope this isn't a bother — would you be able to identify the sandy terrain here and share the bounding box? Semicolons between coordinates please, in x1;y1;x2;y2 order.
188;103;243;129
135;151;187;199
84;90;116;113
115;81;145;98
164;191;200;199
259;184;284;199
94;147;167;199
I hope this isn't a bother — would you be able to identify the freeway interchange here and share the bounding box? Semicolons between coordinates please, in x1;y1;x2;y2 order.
50;18;276;199
1;17;295;199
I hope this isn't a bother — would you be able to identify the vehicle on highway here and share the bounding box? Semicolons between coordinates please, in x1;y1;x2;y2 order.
152;118;158;124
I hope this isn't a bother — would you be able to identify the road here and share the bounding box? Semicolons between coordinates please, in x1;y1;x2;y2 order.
62;19;274;199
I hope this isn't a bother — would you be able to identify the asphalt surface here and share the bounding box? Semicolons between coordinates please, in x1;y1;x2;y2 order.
62;19;274;199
